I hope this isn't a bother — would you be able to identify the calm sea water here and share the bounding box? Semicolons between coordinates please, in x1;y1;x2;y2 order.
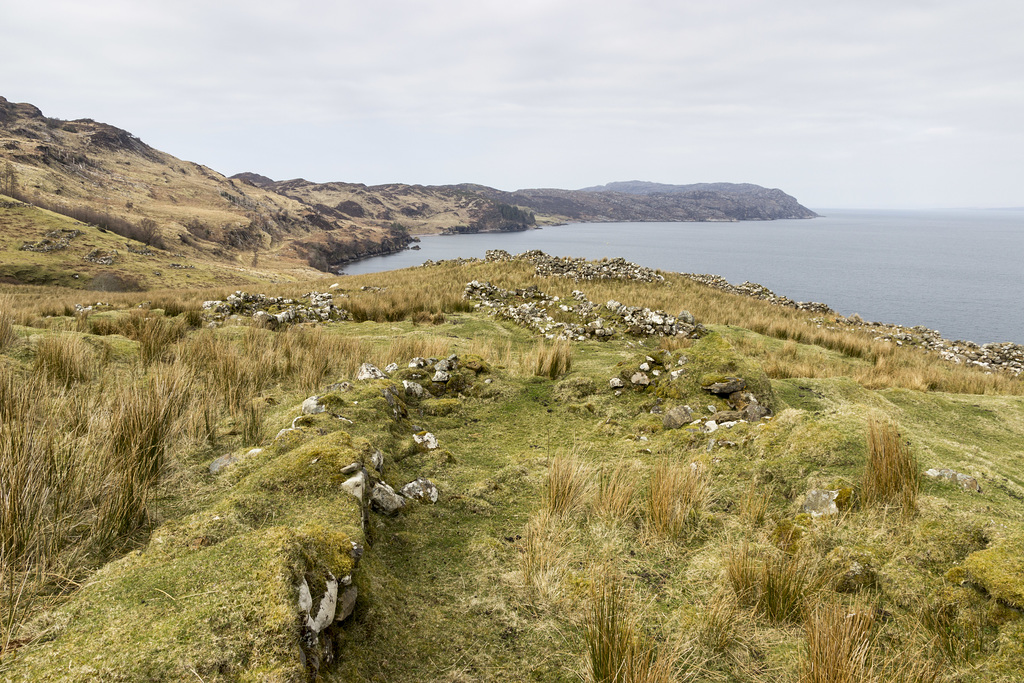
341;209;1024;346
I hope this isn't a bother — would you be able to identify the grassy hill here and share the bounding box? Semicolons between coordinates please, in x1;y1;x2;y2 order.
1;253;1022;682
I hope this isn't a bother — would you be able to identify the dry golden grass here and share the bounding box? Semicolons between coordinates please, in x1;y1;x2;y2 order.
739;481;770;527
520;510;570;605
862;419;919;516
801;599;875;683
583;570;677;683
546;450;591;517
593;460;637;522
33;333;95;387
725;543;824;624
0;297;17;352
532;339;574;379
646;460;710;540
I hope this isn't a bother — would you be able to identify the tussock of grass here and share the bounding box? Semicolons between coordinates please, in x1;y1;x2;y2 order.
532;339;573;379
726;543;823;623
801;599;875;683
647;460;710;540
862;419;919;515
583;571;676;683
594;460;637;521
546;450;591;517
33;333;94;387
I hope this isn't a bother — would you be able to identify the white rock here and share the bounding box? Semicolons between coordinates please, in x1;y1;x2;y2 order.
356;363;387;380
400;478;439;503
301;396;325;415
413;432;439;450
341;471;366;500
703;420;719;433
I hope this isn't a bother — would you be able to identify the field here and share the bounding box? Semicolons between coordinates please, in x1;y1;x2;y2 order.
1;256;1022;682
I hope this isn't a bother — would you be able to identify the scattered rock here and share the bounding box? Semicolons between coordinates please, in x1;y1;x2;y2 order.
662;405;693;430
357;363;387;381
403;380;431;399
703;377;746;395
370;481;406;515
400;478;439;503
925;468;982;493
802;489;840;517
609;377;624;389
630;372;650;387
413;431;439;450
209;448;262;475
301;396;325;415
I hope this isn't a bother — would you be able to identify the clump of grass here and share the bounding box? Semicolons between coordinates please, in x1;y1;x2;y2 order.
546;450;591;517
594;460;637;521
94;365;192;542
33;334;95;387
647;460;710;540
240;398;265;446
532;339;573;379
739;480;770;527
0;296;21;352
862;419;918;515
520;510;570;604
801;599;875;683
726;543;823;623
583;570;675;683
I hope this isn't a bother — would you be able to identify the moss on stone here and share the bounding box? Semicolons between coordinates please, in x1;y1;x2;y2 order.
966;535;1024;609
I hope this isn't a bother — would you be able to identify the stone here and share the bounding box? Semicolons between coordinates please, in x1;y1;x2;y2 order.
678;310;695;325
340;462;361;475
298;573;338;634
301;396;325;415
432;370;451;383
630;372;650;386
253;310;277;329
711;410;744;423
370;449;384;473
662;405;693;430
403;380;431;399
400;478;439;503
742;403;771;421
925;468;982;493
639;362;651;372
702;377;746;395
703;420;719;433
336;586;358;622
413;431;439;450
609;377;624;389
408;357;429;368
209;447;262;475
384;362;399;373
356;363;387;380
341;470;366;501
802;489;840;517
370;481;406;515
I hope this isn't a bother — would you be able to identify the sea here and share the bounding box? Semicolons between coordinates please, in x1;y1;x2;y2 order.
339;209;1024;346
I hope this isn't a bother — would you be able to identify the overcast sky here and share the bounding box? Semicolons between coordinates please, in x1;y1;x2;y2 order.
3;0;1022;208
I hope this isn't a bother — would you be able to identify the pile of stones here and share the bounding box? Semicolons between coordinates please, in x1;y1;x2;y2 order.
202;290;349;327
681;273;832;313
464;280;704;341
20;228;83;252
493;249;666;282
83;248;117;265
824;316;1024;376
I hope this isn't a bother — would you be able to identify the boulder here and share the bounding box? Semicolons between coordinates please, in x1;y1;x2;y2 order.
630;372;650;387
356;363;387;380
301;396;325;415
703;377;746;395
662;405;693;430
742;402;771;421
432;370;451;383
400;478;439;503
341;470;367;501
609;377;624;389
403;380;431;399
370;481;406;515
384;363;399;373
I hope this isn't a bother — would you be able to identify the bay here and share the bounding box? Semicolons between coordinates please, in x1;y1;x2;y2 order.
340;209;1024;346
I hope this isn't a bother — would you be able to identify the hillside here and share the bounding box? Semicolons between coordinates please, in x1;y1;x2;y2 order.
1;253;1022;682
2;95;817;291
0;96;411;285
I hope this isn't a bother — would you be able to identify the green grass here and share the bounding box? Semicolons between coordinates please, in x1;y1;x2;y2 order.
2;259;1023;681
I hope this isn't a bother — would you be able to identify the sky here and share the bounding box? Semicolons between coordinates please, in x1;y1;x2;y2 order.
2;0;1022;209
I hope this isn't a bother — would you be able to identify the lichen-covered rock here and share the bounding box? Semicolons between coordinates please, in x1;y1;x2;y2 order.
925;468;982;493
802;489;840;517
630;372;650;387
413;431;439;450
357;363;387;380
703;377;746;395
609;377;624;389
403;380;431;399
662;405;693;430
370;481;406;515
302;396;325;415
400;478;439;503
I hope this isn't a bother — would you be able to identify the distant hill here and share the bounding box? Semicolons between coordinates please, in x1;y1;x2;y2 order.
1;95;816;289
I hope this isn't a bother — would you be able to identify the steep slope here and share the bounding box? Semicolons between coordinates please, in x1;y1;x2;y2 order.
0;96;411;284
255;178;537;235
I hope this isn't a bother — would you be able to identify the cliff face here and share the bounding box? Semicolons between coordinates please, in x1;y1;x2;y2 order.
468;182;817;223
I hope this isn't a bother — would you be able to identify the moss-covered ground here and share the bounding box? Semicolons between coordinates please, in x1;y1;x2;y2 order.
2;262;1023;682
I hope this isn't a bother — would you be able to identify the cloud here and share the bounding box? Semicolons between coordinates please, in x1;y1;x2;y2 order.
2;0;1023;206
